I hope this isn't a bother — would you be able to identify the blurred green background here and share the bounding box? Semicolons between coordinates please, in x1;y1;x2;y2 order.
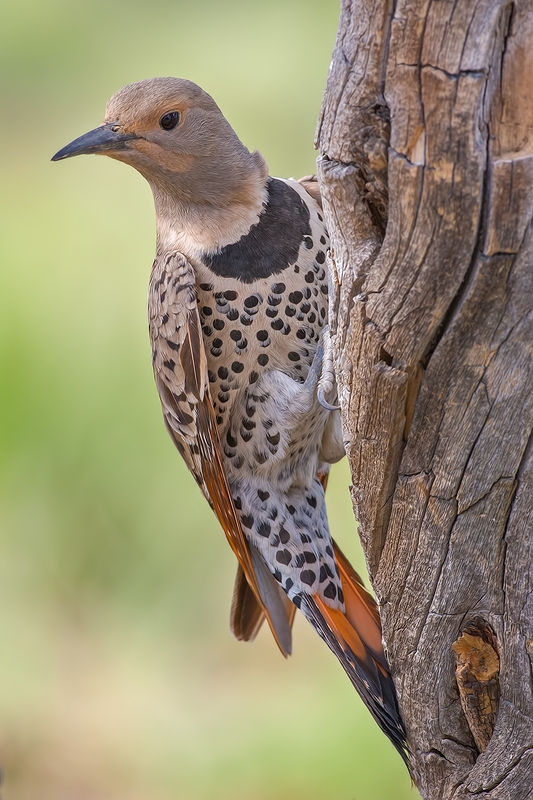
0;0;413;797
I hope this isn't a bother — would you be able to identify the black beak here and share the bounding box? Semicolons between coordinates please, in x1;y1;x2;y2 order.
51;123;139;161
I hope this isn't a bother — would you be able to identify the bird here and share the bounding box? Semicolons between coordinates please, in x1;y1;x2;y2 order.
52;77;407;760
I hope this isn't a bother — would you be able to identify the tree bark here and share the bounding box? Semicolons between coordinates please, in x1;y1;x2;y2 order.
316;2;533;798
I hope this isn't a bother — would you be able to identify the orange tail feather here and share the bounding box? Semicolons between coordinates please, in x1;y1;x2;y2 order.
302;541;408;762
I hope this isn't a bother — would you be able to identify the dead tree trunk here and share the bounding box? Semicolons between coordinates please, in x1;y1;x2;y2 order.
316;2;533;797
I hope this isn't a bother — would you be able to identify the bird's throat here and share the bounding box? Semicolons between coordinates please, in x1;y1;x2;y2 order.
152;168;269;260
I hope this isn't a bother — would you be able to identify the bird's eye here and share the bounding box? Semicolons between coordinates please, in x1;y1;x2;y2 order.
159;111;180;130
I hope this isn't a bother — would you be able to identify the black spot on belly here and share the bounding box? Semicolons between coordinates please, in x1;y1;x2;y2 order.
267;431;280;446
276;549;292;566
202;180;311;282
279;526;290;544
323;582;337;600
257;521;271;538
300;570;316;586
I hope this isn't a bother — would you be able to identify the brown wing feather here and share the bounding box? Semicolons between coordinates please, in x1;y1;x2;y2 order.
230;561;297;646
230;564;265;642
148;251;291;654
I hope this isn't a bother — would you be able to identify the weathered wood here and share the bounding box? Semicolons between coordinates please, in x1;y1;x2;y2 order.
317;1;533;797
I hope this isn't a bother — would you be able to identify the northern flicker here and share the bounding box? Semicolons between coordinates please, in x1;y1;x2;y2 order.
52;78;407;759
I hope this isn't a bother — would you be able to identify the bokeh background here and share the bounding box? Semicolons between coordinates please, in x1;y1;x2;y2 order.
0;1;413;797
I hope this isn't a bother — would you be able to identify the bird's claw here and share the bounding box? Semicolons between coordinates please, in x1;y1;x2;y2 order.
317;388;340;411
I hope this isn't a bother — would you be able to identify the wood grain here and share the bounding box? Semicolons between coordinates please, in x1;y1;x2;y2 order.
317;1;533;797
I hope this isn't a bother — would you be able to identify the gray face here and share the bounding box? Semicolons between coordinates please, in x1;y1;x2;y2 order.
52;76;263;206
53;77;232;168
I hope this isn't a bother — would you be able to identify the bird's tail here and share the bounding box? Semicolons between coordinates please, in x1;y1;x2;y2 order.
230;537;408;762
299;541;408;763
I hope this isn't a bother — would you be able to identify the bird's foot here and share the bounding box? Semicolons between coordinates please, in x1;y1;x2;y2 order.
316;326;340;411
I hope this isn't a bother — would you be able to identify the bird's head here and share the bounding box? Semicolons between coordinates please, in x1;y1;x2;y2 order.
52;77;267;206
